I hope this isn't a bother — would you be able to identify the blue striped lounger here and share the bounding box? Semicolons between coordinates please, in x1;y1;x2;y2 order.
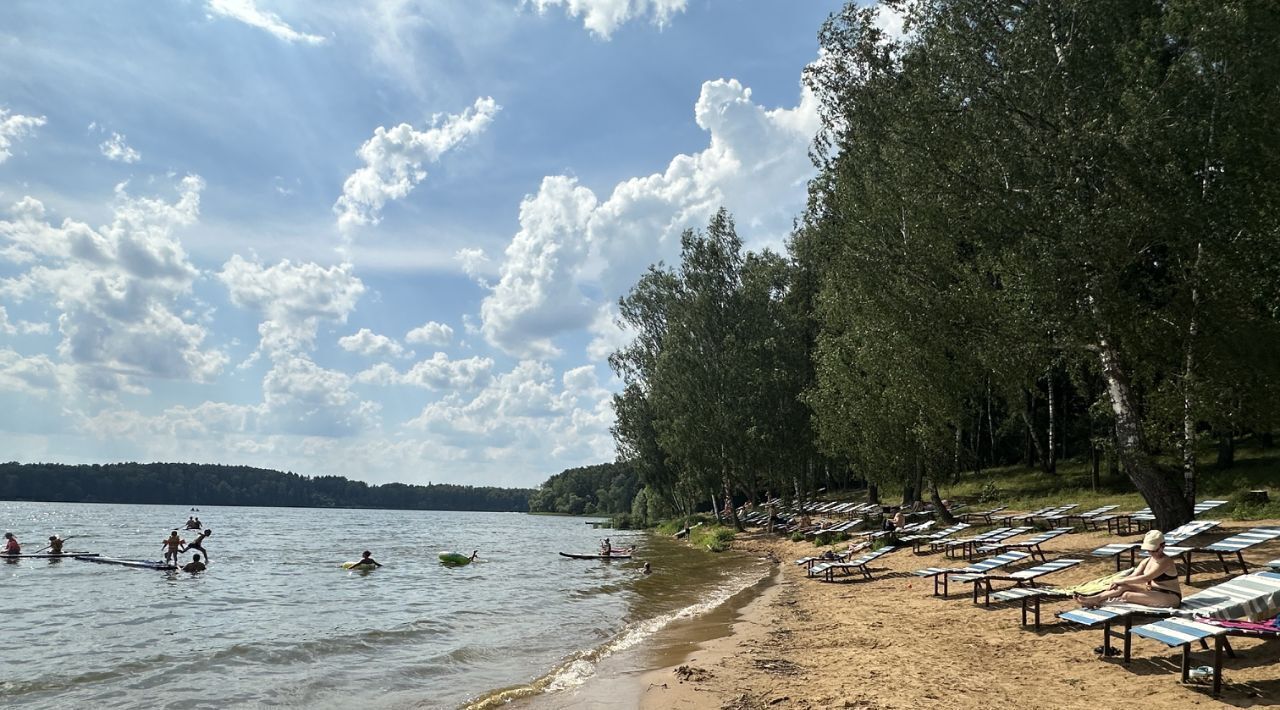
1058;571;1280;663
1184;527;1280;582
912;551;1031;597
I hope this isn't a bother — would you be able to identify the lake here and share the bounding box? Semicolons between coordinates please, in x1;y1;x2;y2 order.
0;501;766;709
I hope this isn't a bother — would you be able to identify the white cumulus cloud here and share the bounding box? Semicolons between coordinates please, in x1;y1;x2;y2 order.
219;255;366;357
405;320;453;347
338;327;410;359
206;0;326;45
0;176;227;393
334;96;500;235
0;108;46;164
478;76;820;357
99;132;141;163
525;0;688;39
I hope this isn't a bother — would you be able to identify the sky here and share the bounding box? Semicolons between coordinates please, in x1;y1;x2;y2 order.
0;0;864;489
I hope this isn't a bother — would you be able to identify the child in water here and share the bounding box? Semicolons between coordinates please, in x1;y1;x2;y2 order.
161;531;184;566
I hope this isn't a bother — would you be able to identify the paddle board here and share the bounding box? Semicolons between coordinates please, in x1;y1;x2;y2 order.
0;552;97;559
342;560;379;570
75;556;177;570
558;552;633;560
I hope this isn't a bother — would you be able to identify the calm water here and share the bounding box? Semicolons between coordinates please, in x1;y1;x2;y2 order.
0;502;766;709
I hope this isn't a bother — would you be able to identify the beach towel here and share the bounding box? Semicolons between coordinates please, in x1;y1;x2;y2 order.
1195;616;1280;634
1042;568;1135;597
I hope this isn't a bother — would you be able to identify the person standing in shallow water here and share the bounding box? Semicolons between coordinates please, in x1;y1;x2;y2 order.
162;531;184;566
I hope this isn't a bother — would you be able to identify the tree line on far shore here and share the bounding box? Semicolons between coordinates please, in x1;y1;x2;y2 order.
608;1;1280;531
0;462;533;512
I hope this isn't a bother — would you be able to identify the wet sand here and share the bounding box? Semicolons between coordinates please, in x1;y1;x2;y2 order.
635;519;1280;710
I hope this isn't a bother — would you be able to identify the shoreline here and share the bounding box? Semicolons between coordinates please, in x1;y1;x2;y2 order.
627;523;1280;709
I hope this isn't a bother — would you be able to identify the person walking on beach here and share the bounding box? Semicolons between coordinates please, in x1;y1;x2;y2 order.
162;531;184;566
181;529;212;561
3;532;19;555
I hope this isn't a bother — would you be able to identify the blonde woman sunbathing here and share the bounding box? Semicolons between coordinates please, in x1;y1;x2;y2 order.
1074;530;1181;609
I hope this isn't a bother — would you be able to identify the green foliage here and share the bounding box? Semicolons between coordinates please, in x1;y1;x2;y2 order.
527;462;640;515
976;481;1002;505
0;462;532;511
689;525;736;553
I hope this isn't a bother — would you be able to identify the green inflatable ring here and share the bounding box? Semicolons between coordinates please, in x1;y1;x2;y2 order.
438;551;472;566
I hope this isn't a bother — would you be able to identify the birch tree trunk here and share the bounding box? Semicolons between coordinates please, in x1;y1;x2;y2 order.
1021;389;1048;470
1097;335;1192;529
1046;369;1057;473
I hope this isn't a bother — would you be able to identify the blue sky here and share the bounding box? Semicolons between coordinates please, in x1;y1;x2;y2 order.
0;0;860;488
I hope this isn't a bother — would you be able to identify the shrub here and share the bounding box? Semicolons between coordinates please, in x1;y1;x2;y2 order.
790;531;805;542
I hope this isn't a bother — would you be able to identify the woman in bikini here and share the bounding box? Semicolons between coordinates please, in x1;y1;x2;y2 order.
1075;529;1182;608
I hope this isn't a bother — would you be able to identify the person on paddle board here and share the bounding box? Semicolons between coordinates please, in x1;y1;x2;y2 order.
47;535;64;554
162;531;184;566
184;516;199;530
2;532;18;555
181;529;212;561
601;538;612;556
352;550;381;568
182;553;206;573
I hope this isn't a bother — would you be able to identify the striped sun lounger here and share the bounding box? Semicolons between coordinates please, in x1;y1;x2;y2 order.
1181;527;1280;583
1058;571;1280;663
1091;519;1220;571
976;527;1073;562
945;527;1033;559
959;506;1008;524
913;551;1031;597
957;557;1084;606
902;523;970;552
997;506;1058;526
1129;500;1230;530
1045;505;1118;528
795;541;872;569
808;546;897;582
1131;615;1280;697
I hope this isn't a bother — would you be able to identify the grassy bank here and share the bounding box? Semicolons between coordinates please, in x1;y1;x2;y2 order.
925;445;1280;520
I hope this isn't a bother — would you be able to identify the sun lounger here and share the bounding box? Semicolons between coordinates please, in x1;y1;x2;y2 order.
944;527;1033;559
958;557;1084;605
913;551;1031;597
1181;527;1280;582
959;506;1008;524
997;506;1058;526
989;569;1138;630
902;522;969;552
1045;505;1118;528
1058;571;1280;663
1014;504;1078;526
976;527;1073;562
808;546;897;582
795;541;872;569
1128;499;1231;531
1090;519;1220;571
1131;615;1280;697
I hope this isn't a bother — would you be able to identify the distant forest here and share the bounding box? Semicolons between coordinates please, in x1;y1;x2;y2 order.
527;462;640;515
0;462;533;512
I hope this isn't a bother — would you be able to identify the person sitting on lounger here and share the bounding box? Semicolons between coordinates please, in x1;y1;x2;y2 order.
1075;530;1182;609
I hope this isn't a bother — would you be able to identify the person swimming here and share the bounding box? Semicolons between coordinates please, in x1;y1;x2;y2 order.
351;550;381;568
183;553;207;573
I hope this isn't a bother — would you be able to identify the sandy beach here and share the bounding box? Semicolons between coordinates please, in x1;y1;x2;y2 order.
638;519;1280;710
